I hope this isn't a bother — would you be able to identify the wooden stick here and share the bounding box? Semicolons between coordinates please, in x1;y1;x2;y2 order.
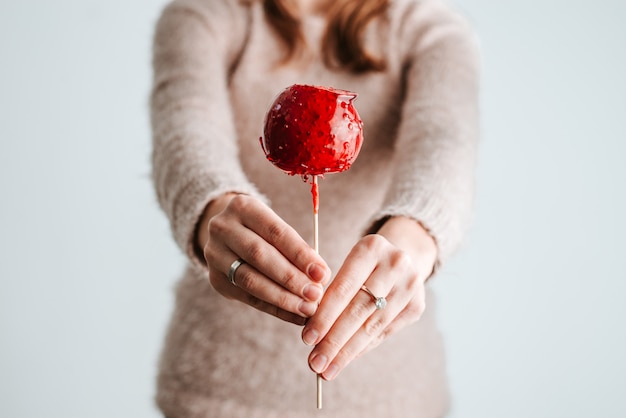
313;175;319;254
317;373;322;409
312;175;322;409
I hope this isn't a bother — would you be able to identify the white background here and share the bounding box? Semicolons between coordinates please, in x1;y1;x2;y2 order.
1;0;624;417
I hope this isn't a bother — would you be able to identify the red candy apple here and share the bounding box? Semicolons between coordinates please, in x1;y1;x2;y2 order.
260;84;363;177
260;84;363;407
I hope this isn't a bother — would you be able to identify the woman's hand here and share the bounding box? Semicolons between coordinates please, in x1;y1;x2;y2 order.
197;193;331;325
301;216;437;380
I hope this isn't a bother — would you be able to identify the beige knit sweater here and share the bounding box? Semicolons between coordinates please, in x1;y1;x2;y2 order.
151;0;480;416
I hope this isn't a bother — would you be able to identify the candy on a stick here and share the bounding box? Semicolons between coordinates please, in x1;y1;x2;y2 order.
260;84;363;409
261;84;363;178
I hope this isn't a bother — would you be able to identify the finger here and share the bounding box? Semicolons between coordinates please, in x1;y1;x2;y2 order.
207;210;325;303
318;287;423;380
212;267;309;326
215;220;325;304
237;287;310;326
359;296;426;357
301;235;386;346
231;196;331;284
229;260;320;318
306;272;396;378
357;266;426;356
208;244;319;318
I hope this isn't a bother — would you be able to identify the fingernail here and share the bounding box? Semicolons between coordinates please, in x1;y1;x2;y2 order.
303;284;323;301
309;353;327;373
307;263;328;282
299;301;317;317
302;327;319;346
323;364;339;380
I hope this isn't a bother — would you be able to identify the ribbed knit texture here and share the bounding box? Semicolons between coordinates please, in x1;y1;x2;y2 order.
151;0;480;416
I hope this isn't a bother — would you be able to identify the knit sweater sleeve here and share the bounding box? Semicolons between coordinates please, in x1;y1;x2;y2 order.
150;0;265;262
371;0;481;264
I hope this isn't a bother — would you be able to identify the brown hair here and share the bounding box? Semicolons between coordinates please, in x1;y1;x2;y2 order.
262;0;389;73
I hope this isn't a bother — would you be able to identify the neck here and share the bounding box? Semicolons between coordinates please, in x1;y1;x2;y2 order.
297;0;332;15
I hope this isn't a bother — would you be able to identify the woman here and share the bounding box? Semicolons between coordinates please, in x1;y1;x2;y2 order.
151;0;480;416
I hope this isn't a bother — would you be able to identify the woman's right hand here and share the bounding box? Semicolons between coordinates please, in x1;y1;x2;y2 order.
197;193;331;325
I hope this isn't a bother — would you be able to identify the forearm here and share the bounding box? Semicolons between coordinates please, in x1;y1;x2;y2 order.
374;5;481;264
151;1;264;261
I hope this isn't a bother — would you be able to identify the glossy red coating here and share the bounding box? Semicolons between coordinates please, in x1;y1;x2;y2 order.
260;84;363;177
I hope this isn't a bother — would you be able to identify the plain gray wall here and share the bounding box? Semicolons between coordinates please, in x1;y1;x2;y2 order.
1;0;624;417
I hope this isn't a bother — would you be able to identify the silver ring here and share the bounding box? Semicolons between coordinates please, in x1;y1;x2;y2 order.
228;258;245;286
360;285;387;310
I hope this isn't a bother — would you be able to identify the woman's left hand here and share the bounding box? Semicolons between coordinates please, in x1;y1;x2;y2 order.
301;216;437;381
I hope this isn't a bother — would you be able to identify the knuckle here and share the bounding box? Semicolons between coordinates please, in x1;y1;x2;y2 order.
389;249;412;271
207;216;227;237
404;274;421;294
274;292;291;310
265;221;287;243
364;315;385;337
244;240;264;263
359;234;386;253
237;268;255;289
334;348;354;367
322;335;344;353
346;300;372;321
332;279;354;300
290;245;310;267
405;299;426;320
370;332;386;349
280;269;298;290
228;194;249;212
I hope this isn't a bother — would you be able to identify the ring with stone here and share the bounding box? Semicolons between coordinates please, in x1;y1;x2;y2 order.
360;285;387;310
228;258;245;286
